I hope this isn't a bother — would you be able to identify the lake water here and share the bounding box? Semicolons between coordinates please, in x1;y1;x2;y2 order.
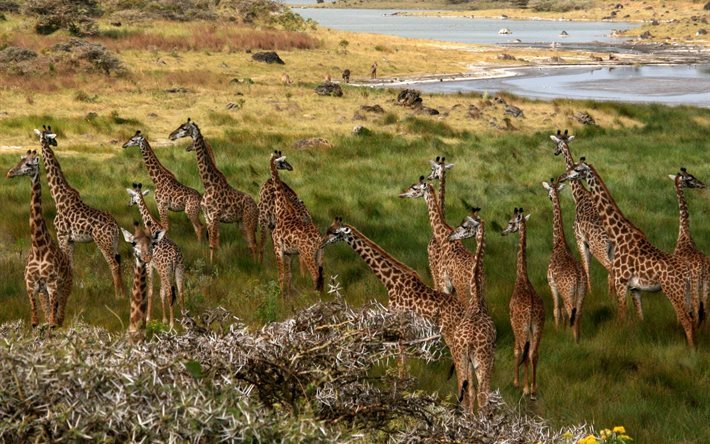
412;65;710;107
293;8;636;45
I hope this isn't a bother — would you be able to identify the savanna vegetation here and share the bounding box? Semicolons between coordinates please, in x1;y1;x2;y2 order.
0;3;709;443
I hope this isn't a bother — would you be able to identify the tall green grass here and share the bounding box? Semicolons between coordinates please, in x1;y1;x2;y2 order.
0;103;708;442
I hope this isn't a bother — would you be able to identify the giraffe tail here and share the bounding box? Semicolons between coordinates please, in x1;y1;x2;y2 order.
570;308;577;327
170;286;176;306
458;380;469;404
699;302;705;326
447;363;455;380
316;266;324;292
518;341;530;366
115;254;121;265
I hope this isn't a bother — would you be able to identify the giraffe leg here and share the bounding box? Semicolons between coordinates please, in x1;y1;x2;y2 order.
146;264;154;322
302;249;324;293
523;356;530;396
475;352;492;412
157;201;171;233
185;199;205;242
241;205;259;262
207;221;219;264
45;281;60;328
549;278;561;328
630;289;644;321
166;269;175;329
573;279;585;343
451;348;470;411
663;282;696;348
466;353;477;414
96;233;125;301
513;343;521;388
176;263;185;316
614;273;629;319
160;280;168;325
576;236;592;293
25;279;40;328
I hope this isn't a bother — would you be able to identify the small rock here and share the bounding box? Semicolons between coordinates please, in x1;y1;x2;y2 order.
147;112;158;119
639;31;653;40
110;21;122;27
498;28;512;35
293;137;333;150
548;56;564;63
497;53;516;60
342;69;351;83
352;112;366;121
314;82;343;97
396;89;423;108
467;105;481;119
352;125;370;135
615;3;623;9
697;29;708;36
494;96;507;105
251;51;285;64
226;102;241;110
650;19;659;26
504;105;524;118
560;31;569;37
705;2;710;11
418;106;440;116
360;104;385;114
85;112;98;120
573;111;596;125
165;87;189;94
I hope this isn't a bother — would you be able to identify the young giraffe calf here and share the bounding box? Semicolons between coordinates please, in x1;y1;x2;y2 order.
121;222;165;342
502;208;545;399
127;183;186;329
7;150;72;327
543;178;587;343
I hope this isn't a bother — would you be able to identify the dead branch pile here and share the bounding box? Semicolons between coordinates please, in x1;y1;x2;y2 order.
0;293;590;442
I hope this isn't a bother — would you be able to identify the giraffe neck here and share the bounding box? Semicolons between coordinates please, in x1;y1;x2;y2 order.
585;165;636;242
516;220;528;281
29;169;53;250
469;221;486;309
560;143;589;203
439;170;446;217
129;260;148;333
139;139;175;183
136;194;163;232
674;178;696;252
550;190;568;249
424;184;451;243
192;130;226;190
344;225;419;287
40;140;76;207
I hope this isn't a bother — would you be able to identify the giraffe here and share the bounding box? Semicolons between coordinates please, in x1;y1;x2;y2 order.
502;208;544;399
168;118;260;263
126;183;186;328
425;156;454;292
121;222;165;342
399;176;475;307
36;126;125;300
550;129;614;295
669;168;708;328
257;154;311;261
321;217;493;412
7;150;72;328
448;208;497;409
560;159;697;347
123;130;205;241
269;151;324;296
542;178;587;343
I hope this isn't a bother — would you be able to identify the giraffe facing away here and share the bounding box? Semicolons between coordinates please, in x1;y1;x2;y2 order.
123;131;205;241
269;151;324;296
502;208;544;399
321;217;492;412
669;168;708;328
560;159;697;347
542;178;587;343
426;156;454;291
121;222;165;342
169;119;260;263
126;183;186;328
550;130;614;295
399;177;475;306
36;126;125;300
7;150;72;328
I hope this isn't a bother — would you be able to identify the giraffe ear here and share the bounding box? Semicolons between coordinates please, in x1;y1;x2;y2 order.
152;230;166;243
541;181;551;190
567;135;575;142
33;129;42;136
524;214;531;221
550;135;560;143
557;182;565;191
125;188;135;195
142;190;151;197
445;163;454;170
668;174;677;181
121;228;134;243
429;159;437;167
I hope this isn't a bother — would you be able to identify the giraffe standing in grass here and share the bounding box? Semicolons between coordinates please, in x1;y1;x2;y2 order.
543;178;586;343
426;156;454;292
37;126;125;300
560;159;697;347
169;119;260;263
123;131;204;241
669;168;708;328
7;150;72;328
269;151;324;296
502;208;544;399
321;217;492;412
550;130;614;295
122;222;165;342
126;183;186;328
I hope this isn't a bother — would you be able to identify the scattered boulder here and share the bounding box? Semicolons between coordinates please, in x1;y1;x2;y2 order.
467;105;482;119
697;29;708;36
396;89;423;108
591;55;604;62
573;111;596;125
110;21;122;27
352;112;366;121
251;51;284;65
417;106;440;116
0;46;37;64
494;96;507;105
497;53;516;61
504;105;524;118
360;104;385;114
293;137;333;150
50;39;125;75
226;102;242;110
639;31;653;39
615;3;623;9
165;86;190;94
650;19;659;26
498;28;512;35
342;69;351;83
560;31;569;37
548;56;565;63
705;2;710;11
315;82;343;97
352;125;370;135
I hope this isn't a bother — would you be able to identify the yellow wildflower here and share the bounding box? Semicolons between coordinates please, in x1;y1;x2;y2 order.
613;426;626;434
600;429;611;439
578;435;598;444
563;431;573;439
619;434;633;442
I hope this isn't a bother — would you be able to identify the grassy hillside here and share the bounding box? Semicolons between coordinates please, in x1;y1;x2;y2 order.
0;11;709;443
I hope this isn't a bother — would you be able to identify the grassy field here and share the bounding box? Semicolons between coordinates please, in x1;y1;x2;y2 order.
1;11;709;443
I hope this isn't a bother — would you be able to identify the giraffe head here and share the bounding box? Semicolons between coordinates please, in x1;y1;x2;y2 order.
541;177;565;200
558;156;591;183
449;207;482;241
426;156;454;181
669;167;705;189
126;182;150;206
169;118;199;146
122;130;146;149
7;150;40;179
550;129;574;156
270;150;293;171
321;217;353;248
33;125;58;147
501;208;530;236
121;221;164;265
399;175;428;199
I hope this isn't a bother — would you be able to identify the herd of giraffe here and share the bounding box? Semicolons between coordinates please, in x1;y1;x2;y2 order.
5;121;707;413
